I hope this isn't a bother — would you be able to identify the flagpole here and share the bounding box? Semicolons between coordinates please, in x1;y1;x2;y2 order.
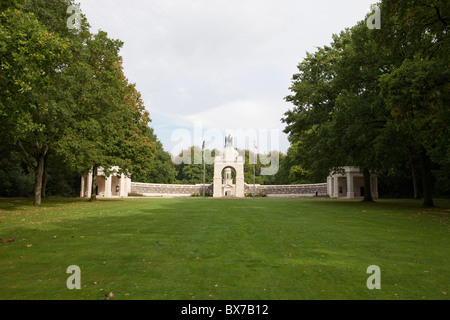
253;140;256;198
203;140;206;199
253;158;255;198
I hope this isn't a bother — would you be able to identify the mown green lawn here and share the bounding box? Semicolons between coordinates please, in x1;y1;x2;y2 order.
0;197;448;300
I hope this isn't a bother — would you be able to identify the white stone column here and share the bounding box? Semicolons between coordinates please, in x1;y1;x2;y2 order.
233;162;243;198
213;161;223;198
86;170;92;198
119;174;124;198
123;177;128;198
104;175;112;198
213;176;222;197
347;172;355;198
329;177;334;198
327;177;331;197
127;177;132;194
333;175;339;198
80;176;85;198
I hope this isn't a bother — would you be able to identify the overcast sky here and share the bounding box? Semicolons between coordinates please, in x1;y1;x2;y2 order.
77;0;377;155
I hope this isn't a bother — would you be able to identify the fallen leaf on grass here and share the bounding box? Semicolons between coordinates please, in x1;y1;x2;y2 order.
105;292;115;300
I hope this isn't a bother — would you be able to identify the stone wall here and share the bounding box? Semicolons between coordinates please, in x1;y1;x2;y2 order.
131;182;327;197
131;182;213;197
245;183;328;197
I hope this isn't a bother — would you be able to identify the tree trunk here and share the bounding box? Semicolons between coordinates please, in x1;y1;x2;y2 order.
41;153;49;198
33;146;49;206
408;148;420;199
419;151;434;207
362;168;374;202
89;165;98;202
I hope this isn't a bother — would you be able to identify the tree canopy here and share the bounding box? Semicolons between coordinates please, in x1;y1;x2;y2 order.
282;0;449;205
0;0;156;204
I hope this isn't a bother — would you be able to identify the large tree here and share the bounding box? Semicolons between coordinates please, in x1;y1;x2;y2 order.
0;3;74;205
282;29;387;199
283;1;449;205
56;34;156;200
377;0;449;206
1;1;156;204
283;34;347;179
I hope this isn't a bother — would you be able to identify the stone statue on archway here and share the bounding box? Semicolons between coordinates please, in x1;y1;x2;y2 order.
225;135;233;147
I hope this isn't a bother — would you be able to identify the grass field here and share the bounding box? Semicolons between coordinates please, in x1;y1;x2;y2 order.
0;197;448;300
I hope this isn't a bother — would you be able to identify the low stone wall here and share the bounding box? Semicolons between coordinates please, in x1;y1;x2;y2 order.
245;183;328;196
131;182;213;197
131;182;327;197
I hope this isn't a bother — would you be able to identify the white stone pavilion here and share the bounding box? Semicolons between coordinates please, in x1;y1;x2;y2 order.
327;166;378;199
80;166;131;198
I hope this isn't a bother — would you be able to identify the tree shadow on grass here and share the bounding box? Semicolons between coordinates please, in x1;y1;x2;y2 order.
0;197;134;211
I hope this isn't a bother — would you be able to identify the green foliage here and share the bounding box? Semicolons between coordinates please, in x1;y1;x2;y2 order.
245;193;267;198
174;146;215;184
140;128;178;184
0;1;157;204
283;0;449;203
191;193;212;197
0;168;34;197
241;149;265;185
0;0;25;11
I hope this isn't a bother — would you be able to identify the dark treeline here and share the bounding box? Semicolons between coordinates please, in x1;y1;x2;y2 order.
5;140;448;200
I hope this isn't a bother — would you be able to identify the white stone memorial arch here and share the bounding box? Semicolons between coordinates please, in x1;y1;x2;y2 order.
213;135;245;198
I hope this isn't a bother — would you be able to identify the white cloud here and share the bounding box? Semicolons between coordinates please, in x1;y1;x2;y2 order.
159;98;291;155
77;0;378;154
183;98;287;130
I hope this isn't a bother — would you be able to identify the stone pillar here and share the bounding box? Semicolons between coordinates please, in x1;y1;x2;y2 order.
328;177;333;198
123;177;129;197
213;176;222;197
120;175;126;197
104;175;112;198
80;176;85;198
346;172;355;198
235;164;245;198
127;177;132;194
86;170;92;198
213;156;222;198
333;175;339;198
